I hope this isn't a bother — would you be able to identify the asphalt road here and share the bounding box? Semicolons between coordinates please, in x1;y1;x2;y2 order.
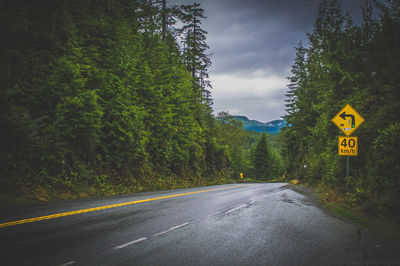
0;183;399;265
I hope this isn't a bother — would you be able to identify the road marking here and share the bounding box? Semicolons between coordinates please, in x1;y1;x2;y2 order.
152;222;190;237
114;237;147;249
208;211;222;217
60;261;76;266
249;200;256;204
225;204;248;215
0;185;240;228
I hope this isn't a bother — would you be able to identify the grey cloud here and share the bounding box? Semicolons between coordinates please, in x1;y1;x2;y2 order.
171;0;363;76
213;97;286;123
202;0;363;76
170;0;365;121
203;0;319;75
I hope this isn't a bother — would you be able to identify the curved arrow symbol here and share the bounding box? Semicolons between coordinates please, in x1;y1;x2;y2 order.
339;112;355;128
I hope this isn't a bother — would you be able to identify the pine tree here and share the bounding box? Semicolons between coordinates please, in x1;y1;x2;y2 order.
178;3;212;104
253;133;271;180
284;41;307;124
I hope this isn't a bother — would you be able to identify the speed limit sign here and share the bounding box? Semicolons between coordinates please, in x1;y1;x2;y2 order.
338;136;358;156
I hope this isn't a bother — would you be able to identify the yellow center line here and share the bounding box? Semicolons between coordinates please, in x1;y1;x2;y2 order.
0;185;242;228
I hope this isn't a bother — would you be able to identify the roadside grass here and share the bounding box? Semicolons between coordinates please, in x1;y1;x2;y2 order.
287;179;400;239
313;183;400;240
0;175;231;204
324;202;399;237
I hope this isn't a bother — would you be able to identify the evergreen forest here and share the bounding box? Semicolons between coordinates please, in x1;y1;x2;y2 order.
0;0;224;199
0;0;284;201
282;0;400;219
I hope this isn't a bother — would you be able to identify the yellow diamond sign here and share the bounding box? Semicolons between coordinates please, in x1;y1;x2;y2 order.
332;104;365;136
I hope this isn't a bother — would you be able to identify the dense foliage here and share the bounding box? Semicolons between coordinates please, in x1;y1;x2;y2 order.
282;0;400;218
252;133;271;179
0;0;231;199
216;112;285;181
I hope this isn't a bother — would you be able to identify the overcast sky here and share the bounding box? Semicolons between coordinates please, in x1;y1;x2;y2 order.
171;0;364;122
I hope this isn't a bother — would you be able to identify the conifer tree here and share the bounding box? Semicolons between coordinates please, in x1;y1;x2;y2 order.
178;3;212;104
253;133;271;180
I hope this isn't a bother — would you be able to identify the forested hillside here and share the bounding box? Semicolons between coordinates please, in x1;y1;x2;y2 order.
216;112;285;181
282;0;400;219
0;0;237;200
232;116;287;135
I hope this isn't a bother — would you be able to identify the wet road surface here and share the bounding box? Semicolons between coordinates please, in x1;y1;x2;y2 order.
0;183;399;265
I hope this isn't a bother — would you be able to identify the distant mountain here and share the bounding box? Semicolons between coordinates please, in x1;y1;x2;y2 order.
233;116;287;134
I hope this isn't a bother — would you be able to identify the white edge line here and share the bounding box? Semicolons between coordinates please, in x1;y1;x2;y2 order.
208;211;222;217
60;261;76;266
152;222;190;237
225;204;248;215
114;237;147;249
